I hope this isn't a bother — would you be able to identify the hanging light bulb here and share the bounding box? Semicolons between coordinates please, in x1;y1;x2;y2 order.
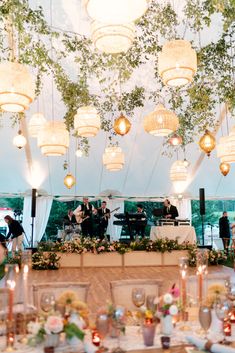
168;133;183;146
183;158;190;168
13;130;27;149
28;113;47;138
76;148;83;158
199;130;216;156
219;162;230;176
113;113;131;136
64;173;76;189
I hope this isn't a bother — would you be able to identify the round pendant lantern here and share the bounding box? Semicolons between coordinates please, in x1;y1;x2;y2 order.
13;130;27;149
91;21;135;54
0;61;35;112
143;104;179;136
113;113;131;135
170;160;188;182
38;121;69;156
199;129;216;156
28;113;47;138
85;0;148;24
74;106;101;137
168;133;182;146
64;173;76;189
158;40;197;87
220;162;230;176
217;126;235;163
103;146;125;171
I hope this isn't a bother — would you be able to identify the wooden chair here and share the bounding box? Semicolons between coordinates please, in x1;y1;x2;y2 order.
32;281;90;310
110;279;162;311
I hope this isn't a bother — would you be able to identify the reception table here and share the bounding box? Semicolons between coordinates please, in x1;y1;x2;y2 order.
150;226;197;244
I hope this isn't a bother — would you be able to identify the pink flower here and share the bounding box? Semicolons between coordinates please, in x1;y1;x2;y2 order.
44;316;63;334
169;284;180;298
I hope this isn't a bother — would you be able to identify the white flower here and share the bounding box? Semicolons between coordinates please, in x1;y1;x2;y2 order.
44;315;64;334
163;293;173;304
27;321;42;335
169;305;178;316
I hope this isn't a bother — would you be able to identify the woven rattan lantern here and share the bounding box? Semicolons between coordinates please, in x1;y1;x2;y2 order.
170;160;188;182
38;121;69;156
199;130;216;156
28;113;47;138
74;106;100;137
113;113;131;135
85;0;148;24
158;40;197;87
103;146;125;171
13;130;27;149
0;61;35;112
64;173;76;189
143;104;179;136
91;21;135;54
219;162;230;176
217;126;235;163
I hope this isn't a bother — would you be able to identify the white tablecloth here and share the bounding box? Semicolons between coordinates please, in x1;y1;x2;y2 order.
150;226;196;244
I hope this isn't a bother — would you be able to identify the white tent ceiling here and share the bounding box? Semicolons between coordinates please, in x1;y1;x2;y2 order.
0;0;234;200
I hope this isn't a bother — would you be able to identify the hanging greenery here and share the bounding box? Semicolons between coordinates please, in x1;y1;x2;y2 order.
0;0;234;154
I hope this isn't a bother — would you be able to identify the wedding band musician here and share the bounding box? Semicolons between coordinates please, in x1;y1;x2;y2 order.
97;201;110;240
74;197;94;237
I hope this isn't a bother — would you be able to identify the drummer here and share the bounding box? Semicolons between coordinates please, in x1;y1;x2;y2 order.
63;209;77;228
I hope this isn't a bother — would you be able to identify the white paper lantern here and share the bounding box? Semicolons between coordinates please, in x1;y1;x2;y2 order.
91;21;135;54
28;113;47;138
74;106;101;137
85;0;148;24
103;146;124;171
13;130;27;149
38;121;69;156
158;40;197;87
217;126;235;163
170;160;188;182
0;61;35;112
143;104;179;136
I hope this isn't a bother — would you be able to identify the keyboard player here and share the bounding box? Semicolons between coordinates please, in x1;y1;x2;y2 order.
134;204;147;239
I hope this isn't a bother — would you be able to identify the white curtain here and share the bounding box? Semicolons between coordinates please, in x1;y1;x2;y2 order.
106;199;124;241
170;198;192;221
22;195;53;247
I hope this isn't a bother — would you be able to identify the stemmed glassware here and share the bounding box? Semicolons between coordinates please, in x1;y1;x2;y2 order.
146;295;156;312
96;311;109;352
198;305;212;338
132;288;146;326
40;292;56;313
215;298;232;343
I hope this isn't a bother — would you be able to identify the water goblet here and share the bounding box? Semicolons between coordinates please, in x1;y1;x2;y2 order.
132;288;145;326
215;298;232;343
96;312;109;352
146;295;156;312
40;292;56;313
198;305;212;338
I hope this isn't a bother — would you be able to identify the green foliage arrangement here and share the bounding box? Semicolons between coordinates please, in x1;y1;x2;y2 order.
32;251;60;270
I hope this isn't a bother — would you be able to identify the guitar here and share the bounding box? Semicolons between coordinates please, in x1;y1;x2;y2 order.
100;207;120;221
75;212;90;224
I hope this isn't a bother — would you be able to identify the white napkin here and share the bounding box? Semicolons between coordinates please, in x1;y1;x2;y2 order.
186;336;235;353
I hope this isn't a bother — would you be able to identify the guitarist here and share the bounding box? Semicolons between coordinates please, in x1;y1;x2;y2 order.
98;201;110;240
74;197;94;237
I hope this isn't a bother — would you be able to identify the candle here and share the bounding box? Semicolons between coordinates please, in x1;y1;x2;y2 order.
224;321;231;336
92;331;101;346
197;265;203;304
230;311;235;324
7;280;15;322
181;269;187;309
23;264;29;313
145;317;153;325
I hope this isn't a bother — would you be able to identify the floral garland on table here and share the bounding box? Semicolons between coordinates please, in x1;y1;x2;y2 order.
32;252;60;270
187;246;227;267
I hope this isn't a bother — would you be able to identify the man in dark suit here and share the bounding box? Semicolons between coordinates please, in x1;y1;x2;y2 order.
63;210;77;227
163;199;179;219
219;211;230;251
98;201;110;240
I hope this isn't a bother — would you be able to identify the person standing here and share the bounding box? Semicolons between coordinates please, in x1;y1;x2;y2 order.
4;215;24;254
98;201;110;240
134;204;147;239
219;211;230;251
163;199;179;219
74;197;94;237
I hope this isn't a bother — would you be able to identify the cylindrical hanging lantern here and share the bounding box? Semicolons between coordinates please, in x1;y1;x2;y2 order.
219;162;230;176
103;146;125;171
85;0;148;24
28;113;47;138
158;40;197;87
217;126;235;163
91;21;135;54
113;113;131;135
170;160;188;182
143;104;179;136
64;173;76;189
38;121;69;156
0;61;35;112
74;106;101;137
199;130;216;156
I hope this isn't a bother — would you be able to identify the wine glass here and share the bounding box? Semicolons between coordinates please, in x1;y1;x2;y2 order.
146;295;156;312
40;292;56;313
198;305;212;338
215;298;232;343
96;312;109;352
132;288;145;308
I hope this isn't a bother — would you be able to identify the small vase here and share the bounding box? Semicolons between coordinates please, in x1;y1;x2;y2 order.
142;323;156;346
44;333;59;348
67;313;84;349
160;315;173;336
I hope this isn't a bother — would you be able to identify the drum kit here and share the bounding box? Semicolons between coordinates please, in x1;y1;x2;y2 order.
57;223;82;241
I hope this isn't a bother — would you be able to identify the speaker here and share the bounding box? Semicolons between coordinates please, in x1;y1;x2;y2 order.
199;188;205;215
31;188;37;218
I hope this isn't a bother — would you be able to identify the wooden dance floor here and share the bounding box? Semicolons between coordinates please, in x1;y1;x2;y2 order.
29;265;234;312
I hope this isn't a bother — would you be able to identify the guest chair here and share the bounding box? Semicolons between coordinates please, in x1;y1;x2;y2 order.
32;281;90;310
110;279;162;311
